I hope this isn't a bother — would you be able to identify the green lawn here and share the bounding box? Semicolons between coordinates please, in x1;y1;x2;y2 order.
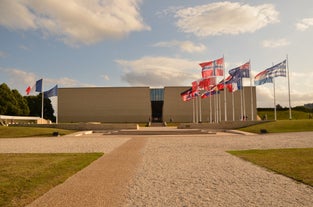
0;153;103;207
228;148;313;187
0;126;75;138
240;119;313;133
257;110;310;120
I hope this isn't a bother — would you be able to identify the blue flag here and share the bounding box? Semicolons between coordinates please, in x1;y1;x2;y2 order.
35;79;43;92
44;85;58;98
254;59;286;86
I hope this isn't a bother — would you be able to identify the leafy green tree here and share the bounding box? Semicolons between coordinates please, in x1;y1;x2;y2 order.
12;89;30;115
24;94;56;122
0;83;30;115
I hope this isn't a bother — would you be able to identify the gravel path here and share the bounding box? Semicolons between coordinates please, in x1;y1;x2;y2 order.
0;133;130;153
124;132;313;207
1;131;313;206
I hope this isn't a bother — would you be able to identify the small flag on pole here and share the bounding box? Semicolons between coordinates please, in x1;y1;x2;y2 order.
199;57;224;78
26;79;43;95
254;60;286;86
44;85;58;98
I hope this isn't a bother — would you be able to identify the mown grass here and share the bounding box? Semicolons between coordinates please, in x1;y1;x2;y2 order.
257;110;310;120
0;126;75;138
0;153;103;207
240;119;313;133
228;148;313;187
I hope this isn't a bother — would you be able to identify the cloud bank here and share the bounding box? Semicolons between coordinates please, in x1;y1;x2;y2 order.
153;40;206;53
174;1;279;36
296;18;313;31
116;56;200;87
0;0;150;46
262;38;290;48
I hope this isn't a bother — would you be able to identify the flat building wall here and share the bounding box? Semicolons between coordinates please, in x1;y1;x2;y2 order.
58;87;151;123
58;86;257;123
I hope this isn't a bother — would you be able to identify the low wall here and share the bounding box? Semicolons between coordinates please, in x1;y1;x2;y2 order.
11;123;139;131
178;121;269;130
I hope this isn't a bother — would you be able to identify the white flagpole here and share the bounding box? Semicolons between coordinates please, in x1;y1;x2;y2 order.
232;91;235;121
273;77;277;121
209;95;212;123
41;79;44;124
243;82;246;120
287;55;292;120
215;94;218;122
195;96;199;123
199;95;202;123
56;96;58;124
240;83;243;121
192;98;195;123
223;55;227;121
250;60;254;121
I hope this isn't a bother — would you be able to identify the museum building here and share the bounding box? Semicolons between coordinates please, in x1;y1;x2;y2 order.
58;86;257;123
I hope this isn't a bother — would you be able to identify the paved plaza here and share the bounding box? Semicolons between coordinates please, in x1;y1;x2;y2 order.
1;131;313;206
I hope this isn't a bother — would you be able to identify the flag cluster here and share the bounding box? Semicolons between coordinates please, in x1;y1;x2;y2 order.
25;79;58;98
181;57;251;101
181;57;287;102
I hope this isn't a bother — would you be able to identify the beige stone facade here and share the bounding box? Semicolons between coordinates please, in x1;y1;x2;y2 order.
58;87;151;123
58;86;257;123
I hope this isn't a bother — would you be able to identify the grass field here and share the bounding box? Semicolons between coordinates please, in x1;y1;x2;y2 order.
0;153;103;207
240;119;313;133
228;148;313;187
0;126;75;138
257;109;311;120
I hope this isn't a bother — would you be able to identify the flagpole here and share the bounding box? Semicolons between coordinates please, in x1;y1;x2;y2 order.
41;79;44;124
209;95;212;123
223;55;227;121
232;91;235;121
192;98;195;123
195;96;198;123
56;96;58;124
215;94;218;122
273;77;277;121
242;81;246;121
287;54;292;120
199;95;202;123
250;60;254;121
240;82;243;121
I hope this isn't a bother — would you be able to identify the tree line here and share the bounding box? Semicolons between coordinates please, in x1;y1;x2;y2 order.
0;83;56;122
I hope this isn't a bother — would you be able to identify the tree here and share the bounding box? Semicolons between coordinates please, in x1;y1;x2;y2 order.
0;83;30;115
24;94;56;122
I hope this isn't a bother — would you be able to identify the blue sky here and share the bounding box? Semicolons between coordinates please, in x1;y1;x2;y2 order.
0;0;313;108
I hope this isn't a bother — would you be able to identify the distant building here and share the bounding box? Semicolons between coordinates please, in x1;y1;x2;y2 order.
304;103;313;109
58;86;257;123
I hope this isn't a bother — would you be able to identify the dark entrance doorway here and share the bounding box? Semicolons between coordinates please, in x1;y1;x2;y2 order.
150;88;164;122
151;101;163;122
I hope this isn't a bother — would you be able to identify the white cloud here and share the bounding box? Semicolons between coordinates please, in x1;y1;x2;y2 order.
296;18;313;31
0;0;150;46
262;38;290;48
0;0;37;30
116;56;200;87
0;68;94;95
174;2;279;37
153;40;206;53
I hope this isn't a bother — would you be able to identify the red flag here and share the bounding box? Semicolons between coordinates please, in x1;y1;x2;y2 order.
25;86;31;95
191;80;198;92
199;57;224;78
199;77;216;90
